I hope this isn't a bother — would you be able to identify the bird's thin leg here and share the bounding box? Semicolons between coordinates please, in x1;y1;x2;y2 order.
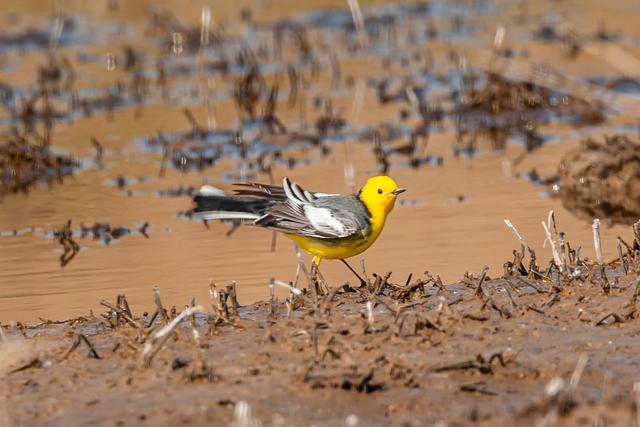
309;260;318;294
309;256;323;295
341;259;367;287
316;268;328;294
313;257;330;294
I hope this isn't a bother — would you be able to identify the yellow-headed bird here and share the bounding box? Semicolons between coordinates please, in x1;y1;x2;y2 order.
190;175;404;278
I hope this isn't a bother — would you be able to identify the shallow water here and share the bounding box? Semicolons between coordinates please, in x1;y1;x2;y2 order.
1;0;640;322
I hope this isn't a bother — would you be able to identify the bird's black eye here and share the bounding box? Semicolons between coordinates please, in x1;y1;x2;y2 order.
377;188;383;194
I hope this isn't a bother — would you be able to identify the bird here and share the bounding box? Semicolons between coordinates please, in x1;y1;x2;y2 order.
189;175;405;283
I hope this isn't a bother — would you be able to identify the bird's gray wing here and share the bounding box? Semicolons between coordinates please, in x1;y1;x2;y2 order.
234;178;337;201
253;179;368;239
233;178;318;202
233;182;288;201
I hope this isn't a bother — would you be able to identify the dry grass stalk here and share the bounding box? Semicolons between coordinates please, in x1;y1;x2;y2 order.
366;301;374;327
272;279;303;296
347;0;368;49
542;213;563;272
231;401;263;427
141;305;203;367
592;219;603;264
504;219;526;246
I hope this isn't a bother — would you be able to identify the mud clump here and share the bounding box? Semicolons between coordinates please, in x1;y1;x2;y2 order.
557;134;640;225
453;72;605;153
0;140;78;197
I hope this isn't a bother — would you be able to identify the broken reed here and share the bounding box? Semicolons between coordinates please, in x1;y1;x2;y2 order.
505;213;640;296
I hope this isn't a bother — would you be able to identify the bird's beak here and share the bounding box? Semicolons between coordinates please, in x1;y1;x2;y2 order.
390;188;406;195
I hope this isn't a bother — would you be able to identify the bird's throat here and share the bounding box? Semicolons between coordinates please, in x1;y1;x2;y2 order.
361;201;388;242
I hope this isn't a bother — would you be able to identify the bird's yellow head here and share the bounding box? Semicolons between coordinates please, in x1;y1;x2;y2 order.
358;175;405;217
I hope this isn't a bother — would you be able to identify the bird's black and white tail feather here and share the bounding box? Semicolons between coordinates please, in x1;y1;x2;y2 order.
188;179;315;222
188;178;356;239
189;184;272;221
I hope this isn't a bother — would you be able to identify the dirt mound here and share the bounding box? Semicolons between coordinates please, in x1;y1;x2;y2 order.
557;135;640;225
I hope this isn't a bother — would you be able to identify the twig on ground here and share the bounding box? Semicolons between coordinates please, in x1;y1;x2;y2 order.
433;351;511;374
475;266;490;296
100;299;139;328
141;305;203;367
63;333;101;359
542;215;564;272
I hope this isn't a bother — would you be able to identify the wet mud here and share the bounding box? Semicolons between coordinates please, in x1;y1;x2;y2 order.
556;134;640;225
3;219;640;426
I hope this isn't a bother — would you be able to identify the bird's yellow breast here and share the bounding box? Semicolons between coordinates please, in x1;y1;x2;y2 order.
285;205;386;260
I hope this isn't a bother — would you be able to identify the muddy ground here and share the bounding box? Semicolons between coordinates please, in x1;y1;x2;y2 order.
3;231;640;426
2;0;640;322
3;0;640;425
